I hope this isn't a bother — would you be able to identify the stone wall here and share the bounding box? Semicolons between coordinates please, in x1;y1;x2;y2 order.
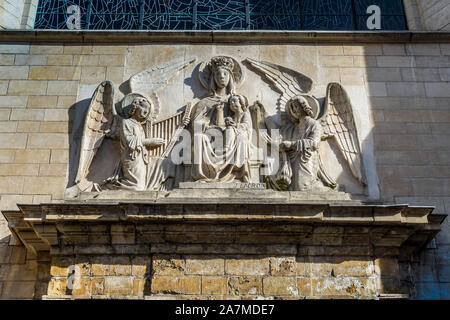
0;0;37;30
417;0;450;31
0;36;449;299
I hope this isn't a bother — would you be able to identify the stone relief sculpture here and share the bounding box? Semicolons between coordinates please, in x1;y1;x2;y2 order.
74;57;195;192
190;56;252;183
72;54;366;196
246;58;366;191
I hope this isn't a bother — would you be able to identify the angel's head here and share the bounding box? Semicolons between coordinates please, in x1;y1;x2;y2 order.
288;96;314;123
129;97;152;122
229;94;248;115
208;56;235;94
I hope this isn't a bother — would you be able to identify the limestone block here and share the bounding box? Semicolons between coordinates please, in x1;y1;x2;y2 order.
1;281;35;299
57;66;81;80
401;68;441;82
297;278;311;296
262;277;297;296
23;176;66;196
0;81;8;95
29;66;59;80
0;121;17;133
376;56;415;68
0;176;24;194
201;277;227;295
425;83;450;97
109;256;131;276
50;149;69;164
8;80;47;95
152;254;185;276
320;56;353;68
98;55;125;67
15;149;50;163
0;66;29;80
14;55;47;66
92;46;127;55
30;45;63;55
27;133;68;149
415;56;450;68
365;68;402;82
225;257;269;276
80;66;106;84
10;109;44;121
185;256;224;275
228;276;262;295
0;194;33;210
73;55;99;66
50;256;73;277
0;95;27;107
104;276;133;295
312;277;372;296
333;258;372;277
318;46;344;56
269;257;308;276
0;164;38;176
39;122;69;134
64;45;93;55
151;276;200;295
133;278;146;296
382;44;406;55
47;55;73;66
17;121;40;133
43;109;68;122
0;54;15;65
374;258;400;277
47;81;78;96
26;96;58;109
131;256;150;277
0;44;29;54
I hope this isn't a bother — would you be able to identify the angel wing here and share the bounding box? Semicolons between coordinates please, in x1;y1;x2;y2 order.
245;58;313;112
75;80;116;187
129;56;196;118
319;83;366;186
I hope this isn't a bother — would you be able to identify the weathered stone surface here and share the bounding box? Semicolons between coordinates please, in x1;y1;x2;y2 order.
225;257;269;276
228;276;262;295
185;256;224;275
263;277;297;296
152;255;185;276
151;276;200;295
201;277;227;295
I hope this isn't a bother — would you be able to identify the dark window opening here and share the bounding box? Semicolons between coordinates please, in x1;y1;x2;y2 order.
34;0;407;31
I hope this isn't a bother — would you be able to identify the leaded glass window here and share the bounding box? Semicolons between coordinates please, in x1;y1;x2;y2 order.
34;0;407;31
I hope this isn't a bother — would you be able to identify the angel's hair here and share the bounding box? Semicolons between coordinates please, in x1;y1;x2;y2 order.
128;97;152;118
208;66;235;95
292;96;314;118
229;94;249;112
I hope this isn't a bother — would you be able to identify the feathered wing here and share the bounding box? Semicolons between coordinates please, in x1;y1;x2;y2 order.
129;56;196;117
245;58;313;112
75;81;115;186
320;83;366;186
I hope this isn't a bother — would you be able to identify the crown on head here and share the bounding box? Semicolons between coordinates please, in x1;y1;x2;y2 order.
208;56;235;73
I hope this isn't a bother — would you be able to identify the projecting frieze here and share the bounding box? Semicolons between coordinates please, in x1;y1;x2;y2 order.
68;55;369;199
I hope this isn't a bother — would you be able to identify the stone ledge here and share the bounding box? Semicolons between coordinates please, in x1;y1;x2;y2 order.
0;30;450;43
1;201;446;258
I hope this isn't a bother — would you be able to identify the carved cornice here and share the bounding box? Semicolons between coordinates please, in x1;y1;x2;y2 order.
1;201;446;260
0;30;450;43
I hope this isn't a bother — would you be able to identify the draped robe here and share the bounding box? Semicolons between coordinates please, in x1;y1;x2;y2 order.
190;95;252;183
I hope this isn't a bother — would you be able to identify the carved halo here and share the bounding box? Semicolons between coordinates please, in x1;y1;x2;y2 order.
121;93;158;121
198;56;245;90
286;94;320;121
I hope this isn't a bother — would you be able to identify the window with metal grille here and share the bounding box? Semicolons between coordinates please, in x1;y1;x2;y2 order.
34;0;407;31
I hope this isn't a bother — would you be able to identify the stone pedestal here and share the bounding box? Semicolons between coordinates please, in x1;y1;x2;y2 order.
2;195;445;300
